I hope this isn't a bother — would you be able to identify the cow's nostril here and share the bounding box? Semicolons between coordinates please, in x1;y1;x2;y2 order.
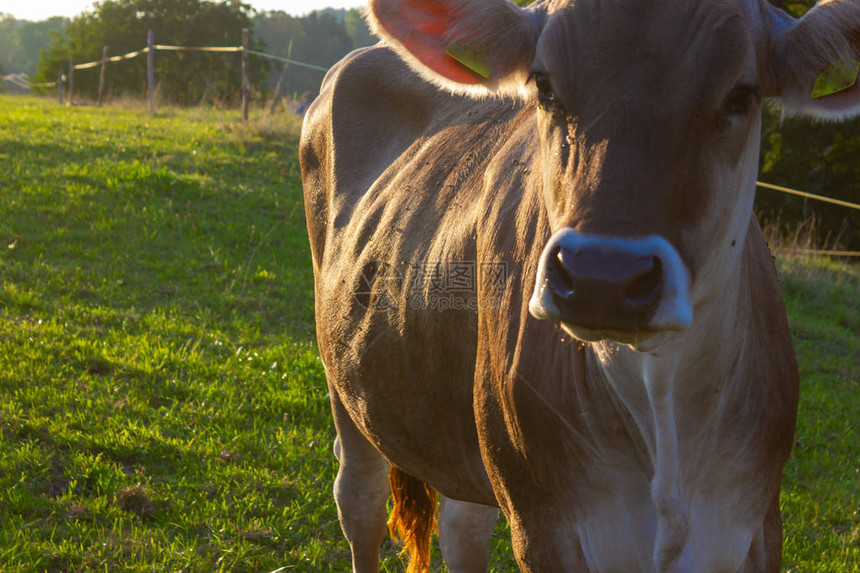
625;256;662;307
548;245;576;299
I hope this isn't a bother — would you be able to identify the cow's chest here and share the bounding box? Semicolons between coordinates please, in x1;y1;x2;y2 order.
580;350;766;572
569;492;761;573
474;328;771;572
497;413;765;572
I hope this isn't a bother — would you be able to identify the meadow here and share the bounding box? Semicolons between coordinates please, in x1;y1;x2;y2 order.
0;94;856;571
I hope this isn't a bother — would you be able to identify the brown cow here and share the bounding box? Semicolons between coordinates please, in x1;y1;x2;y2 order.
300;0;860;571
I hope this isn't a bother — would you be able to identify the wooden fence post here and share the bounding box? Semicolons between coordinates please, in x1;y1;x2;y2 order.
242;28;250;121
147;29;155;114
68;59;74;106
57;71;64;105
98;45;108;106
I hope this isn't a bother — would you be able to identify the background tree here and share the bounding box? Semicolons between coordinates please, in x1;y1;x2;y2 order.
24;4;376;104
253;8;375;101
0;15;70;93
0;15;16;75
4;17;70;75
33;0;266;105
344;8;375;50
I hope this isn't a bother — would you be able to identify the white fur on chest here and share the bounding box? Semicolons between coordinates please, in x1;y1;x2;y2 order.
573;344;761;573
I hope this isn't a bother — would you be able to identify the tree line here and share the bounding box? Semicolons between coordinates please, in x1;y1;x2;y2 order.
3;1;375;105
1;0;857;248
252;8;375;104
34;0;266;106
0;15;69;87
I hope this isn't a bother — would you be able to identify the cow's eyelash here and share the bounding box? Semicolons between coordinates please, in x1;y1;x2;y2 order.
528;72;560;110
723;84;760;116
528;72;553;94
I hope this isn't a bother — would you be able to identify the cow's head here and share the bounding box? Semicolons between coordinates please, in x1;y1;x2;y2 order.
369;0;860;347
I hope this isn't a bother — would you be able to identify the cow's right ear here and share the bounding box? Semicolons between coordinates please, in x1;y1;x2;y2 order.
367;0;545;97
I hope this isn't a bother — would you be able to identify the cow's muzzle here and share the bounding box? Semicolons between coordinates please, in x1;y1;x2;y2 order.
529;230;692;343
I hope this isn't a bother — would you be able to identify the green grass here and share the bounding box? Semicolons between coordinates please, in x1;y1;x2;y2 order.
0;94;856;571
777;256;859;573
0;95;345;571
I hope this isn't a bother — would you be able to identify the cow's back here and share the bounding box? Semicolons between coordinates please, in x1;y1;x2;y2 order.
300;46;527;503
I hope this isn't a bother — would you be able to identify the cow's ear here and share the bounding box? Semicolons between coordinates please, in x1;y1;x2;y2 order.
767;1;860;120
367;0;544;96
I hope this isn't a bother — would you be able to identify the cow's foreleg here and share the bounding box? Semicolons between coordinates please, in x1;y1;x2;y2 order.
331;392;390;573
438;495;499;573
740;494;783;573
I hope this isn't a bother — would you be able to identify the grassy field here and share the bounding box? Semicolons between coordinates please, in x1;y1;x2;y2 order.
0;94;856;572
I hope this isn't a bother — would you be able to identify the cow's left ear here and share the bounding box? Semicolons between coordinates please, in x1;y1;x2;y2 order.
767;0;860;120
367;0;545;97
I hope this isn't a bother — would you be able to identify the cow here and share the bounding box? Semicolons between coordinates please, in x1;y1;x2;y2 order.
299;0;860;570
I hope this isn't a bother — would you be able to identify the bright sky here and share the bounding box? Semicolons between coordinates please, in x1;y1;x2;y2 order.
0;0;366;21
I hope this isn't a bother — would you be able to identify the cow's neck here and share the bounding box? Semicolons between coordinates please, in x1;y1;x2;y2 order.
592;231;750;438
587;232;754;568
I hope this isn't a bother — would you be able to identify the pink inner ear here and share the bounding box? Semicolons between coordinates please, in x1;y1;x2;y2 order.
412;45;487;85
375;0;486;85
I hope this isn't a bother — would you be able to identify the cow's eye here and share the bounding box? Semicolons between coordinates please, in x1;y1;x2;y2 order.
723;84;759;116
529;72;555;107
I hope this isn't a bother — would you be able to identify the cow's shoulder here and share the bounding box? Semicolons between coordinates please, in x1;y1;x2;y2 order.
304;44;524;185
301;46;457;261
304;44;454;183
301;45;533;268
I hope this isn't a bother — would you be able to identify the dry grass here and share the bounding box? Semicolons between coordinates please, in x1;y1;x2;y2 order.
762;214;860;287
762;214;853;255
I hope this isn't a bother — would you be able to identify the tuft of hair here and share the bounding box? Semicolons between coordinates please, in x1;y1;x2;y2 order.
387;465;438;573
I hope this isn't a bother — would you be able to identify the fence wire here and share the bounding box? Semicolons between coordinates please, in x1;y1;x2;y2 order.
62;43;326;72
244;49;330;72
756;181;860;211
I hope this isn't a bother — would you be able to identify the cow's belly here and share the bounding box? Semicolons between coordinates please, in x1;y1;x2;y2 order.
317;185;496;503
313;90;510;503
320;293;495;504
